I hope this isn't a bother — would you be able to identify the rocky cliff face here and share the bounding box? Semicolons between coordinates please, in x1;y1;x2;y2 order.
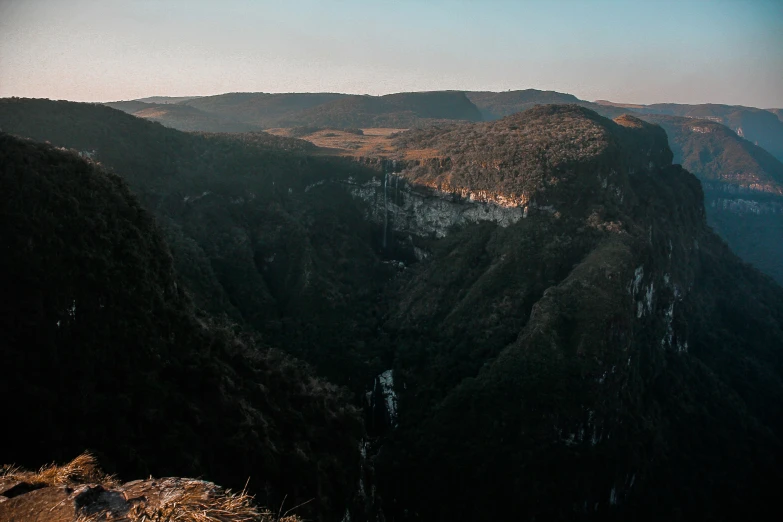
344;173;526;241
325;106;783;522
638;114;783;284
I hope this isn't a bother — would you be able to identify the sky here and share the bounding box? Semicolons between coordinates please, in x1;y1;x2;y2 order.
1;0;782;107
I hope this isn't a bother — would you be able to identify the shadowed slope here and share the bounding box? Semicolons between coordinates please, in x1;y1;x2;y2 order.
0;133;362;521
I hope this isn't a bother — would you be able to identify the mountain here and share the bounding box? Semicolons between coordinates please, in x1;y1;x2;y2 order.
0;96;395;398
182;92;348;126
184;91;483;129
286;91;483;128
105;99;264;132
362;106;783;521
598;101;783;163
0;131;362;521
468;89;627;120
636;114;783;283
107;91;482;131
2;100;783;521
768;108;783;122
135;95;202;104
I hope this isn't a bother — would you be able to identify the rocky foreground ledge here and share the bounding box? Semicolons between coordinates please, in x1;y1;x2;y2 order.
0;454;298;522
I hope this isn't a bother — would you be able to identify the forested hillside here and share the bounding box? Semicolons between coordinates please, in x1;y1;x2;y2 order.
637;114;783;284
371;107;783;521
0;132;363;522
106;100;265;132
0;97;399;394
2;100;783;522
597;101;783;163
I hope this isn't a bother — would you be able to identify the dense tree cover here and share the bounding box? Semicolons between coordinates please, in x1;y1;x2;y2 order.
0;133;363;521
0;97;397;395
373;109;783;521
638;114;783;284
3;99;783;521
597;101;783;163
640;115;783;192
421;95;783;285
393;105;671;202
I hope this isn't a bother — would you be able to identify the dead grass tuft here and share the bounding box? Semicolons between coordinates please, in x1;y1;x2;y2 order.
2;452;116;488
75;483;302;522
2;454;302;522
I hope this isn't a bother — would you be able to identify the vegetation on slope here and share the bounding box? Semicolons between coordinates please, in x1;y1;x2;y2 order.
105;100;265;133
4;98;783;522
467;89;627;120
598;101;783;162
0;97;397;396
393;105;671;200
182;92;348;127
0;133;362;521
180;91;483;129
372;107;783;521
638;114;783;283
284;91;482;128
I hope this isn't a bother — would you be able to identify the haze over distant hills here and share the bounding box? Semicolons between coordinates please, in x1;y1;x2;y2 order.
596;100;783;163
105;100;265;133
135;96;201;104
101;88;783;285
108;91;483;131
766;108;783;123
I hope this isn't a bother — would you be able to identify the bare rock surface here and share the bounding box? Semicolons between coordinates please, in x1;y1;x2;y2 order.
0;454;295;522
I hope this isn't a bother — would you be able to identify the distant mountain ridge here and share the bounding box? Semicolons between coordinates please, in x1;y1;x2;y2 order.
467;89;626;120
106;91;483;132
135;95;202;104
184;91;483;128
181;92;347;126
636;114;783;283
105;99;265;133
597;100;783;162
29;91;783;284
107;92;783;165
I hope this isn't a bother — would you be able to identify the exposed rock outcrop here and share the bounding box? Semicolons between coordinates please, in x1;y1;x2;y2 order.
0;454;298;522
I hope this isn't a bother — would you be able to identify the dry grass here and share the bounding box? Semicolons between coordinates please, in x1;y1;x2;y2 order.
266;127;406;157
1;452;116;488
77;484;273;522
2;454;302;522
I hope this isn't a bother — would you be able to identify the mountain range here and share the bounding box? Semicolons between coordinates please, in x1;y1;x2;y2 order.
2;96;783;521
98;89;783;286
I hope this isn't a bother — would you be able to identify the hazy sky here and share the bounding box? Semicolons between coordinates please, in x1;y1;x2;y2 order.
1;0;782;107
